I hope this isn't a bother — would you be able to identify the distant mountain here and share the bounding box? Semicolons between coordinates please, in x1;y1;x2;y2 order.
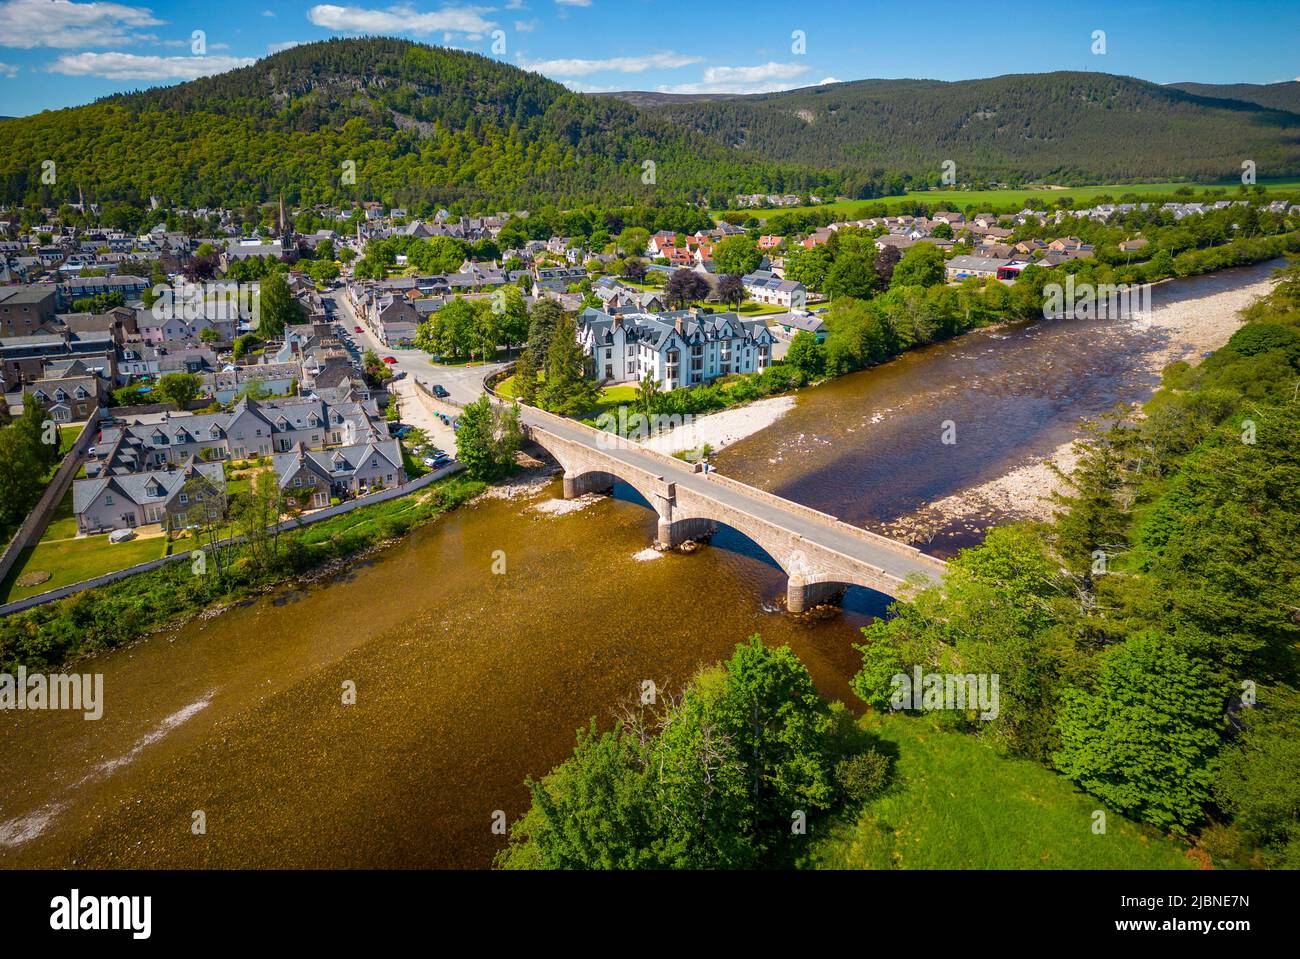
2;40;1297;214
1166;80;1300;116
614;72;1300;188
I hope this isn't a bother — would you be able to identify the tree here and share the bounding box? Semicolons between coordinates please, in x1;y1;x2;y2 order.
1214;686;1300;867
783;244;832;291
526;298;565;370
257;268;303;338
513;347;540;406
785;331;825;377
711;235;761;276
493;284;530;353
1054;636;1223;832
874;245;902;288
634;371;662;417
232;333;260;361
541;313;599;414
156;372;203;409
620;257;646;283
497;635;847;870
716;273;745;309
198;326;220;345
824;250;880;299
931;221;954;239
664;269;709;310
455;396;522;481
890;243;946;288
362;348;392;388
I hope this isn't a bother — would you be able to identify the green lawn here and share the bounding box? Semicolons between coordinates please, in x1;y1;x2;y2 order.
720;178;1300;222
1;530;168;602
804;714;1198;870
494;375;638;421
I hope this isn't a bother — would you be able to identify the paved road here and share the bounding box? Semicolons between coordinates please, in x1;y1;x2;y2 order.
323;291;510;407
526;411;945;586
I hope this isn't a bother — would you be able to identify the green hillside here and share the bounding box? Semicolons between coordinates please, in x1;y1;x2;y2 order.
0;38;822;212
631;72;1300;190
1167;80;1300;115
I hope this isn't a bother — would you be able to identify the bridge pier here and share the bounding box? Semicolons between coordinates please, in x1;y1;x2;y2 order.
655;517;717;550
787;577;847;614
562;470;617;499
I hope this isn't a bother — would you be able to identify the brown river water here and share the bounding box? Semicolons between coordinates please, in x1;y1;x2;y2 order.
0;260;1281;869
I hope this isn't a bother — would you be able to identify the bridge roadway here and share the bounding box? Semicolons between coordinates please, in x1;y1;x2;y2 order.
516;405;948;612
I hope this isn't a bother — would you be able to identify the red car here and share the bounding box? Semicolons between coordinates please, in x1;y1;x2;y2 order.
354;326;363;333
382;356;397;364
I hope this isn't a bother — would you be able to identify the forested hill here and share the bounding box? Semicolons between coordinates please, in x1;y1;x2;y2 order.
3;39;1299;213
1166;80;1300;116
0;38;823;212
620;72;1300;190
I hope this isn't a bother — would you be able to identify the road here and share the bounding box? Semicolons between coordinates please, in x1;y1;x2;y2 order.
323;290;511;407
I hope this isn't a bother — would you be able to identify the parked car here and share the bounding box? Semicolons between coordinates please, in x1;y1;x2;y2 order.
382;356;397;364
430;384;450;398
108;528;137;543
354;326;363;333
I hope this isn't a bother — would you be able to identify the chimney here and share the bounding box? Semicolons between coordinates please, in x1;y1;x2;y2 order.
674;316;684;335
612;315;622;330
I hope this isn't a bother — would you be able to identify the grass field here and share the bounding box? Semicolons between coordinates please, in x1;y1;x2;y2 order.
0;510;168;603
804;713;1199;870
719;179;1300;222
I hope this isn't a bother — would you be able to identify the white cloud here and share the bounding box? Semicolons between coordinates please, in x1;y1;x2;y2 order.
307;4;496;35
555;0;591;6
658;61;811;95
0;0;163;50
261;8;275;15
0;60;19;77
818;76;840;85
519;50;701;77
47;50;255;80
513;18;537;32
268;40;305;53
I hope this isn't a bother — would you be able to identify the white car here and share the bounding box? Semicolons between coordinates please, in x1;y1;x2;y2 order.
108;528;137;543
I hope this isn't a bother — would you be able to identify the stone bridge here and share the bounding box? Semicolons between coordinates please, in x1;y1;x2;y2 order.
515;406;948;612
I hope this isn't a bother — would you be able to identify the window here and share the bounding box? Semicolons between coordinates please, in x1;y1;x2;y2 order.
293;476;302;487
104;495;114;505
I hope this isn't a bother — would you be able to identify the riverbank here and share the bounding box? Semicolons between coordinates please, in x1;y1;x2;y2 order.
0;473;485;671
638;395;797;455
880;271;1280;542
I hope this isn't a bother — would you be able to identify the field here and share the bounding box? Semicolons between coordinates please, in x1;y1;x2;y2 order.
805;713;1200;870
719;179;1300;222
0;491;169;603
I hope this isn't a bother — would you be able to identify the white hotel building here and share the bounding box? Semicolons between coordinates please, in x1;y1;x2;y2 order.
577;308;775;389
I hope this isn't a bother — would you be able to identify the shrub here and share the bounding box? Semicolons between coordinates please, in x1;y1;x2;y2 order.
835;749;893;803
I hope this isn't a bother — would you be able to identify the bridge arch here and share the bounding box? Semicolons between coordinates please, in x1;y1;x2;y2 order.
517;411;946;613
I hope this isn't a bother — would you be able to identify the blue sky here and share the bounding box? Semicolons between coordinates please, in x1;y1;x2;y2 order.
1;0;1297;116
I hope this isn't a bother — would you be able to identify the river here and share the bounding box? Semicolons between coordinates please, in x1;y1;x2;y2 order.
0;259;1281;869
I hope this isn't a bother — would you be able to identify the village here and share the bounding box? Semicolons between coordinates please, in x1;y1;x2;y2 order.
2;189;1298;604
